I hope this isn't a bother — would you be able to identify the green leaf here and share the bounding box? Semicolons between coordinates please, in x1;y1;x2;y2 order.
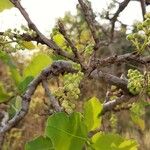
130;102;145;130
131;114;145;131
14;96;22;112
45;112;88;150
23;54;52;78
91;133;138;150
0;50;21;85
25;136;54;150
83;97;102;132
9;96;22;113
17;76;34;94
0;83;10;103
10;68;22;85
7;96;19;117
53;33;66;48
130;102;145;116
0;0;14;12
21;41;36;50
0;50;14;67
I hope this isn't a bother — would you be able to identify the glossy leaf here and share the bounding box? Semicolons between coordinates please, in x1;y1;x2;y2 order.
45;112;87;150
25;136;54;150
23;54;52;78
84;97;102;131
0;0;14;12
91;133;138;150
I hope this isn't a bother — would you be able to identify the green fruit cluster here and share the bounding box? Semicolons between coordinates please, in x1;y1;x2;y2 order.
126;13;150;53
1;26;37;52
127;69;144;95
55;72;83;114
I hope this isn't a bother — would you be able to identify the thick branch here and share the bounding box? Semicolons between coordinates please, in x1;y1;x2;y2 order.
89;69;129;93
10;0;76;62
100;94;135;115
95;52;150;67
0;61;76;137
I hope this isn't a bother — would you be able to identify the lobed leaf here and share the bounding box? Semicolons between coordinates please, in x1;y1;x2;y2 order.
25;136;54;150
83;97;102;132
23;53;52;78
91;133;138;150
45;112;88;150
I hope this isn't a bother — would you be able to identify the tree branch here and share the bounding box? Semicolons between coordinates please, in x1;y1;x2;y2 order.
0;60;77;144
57;20;87;70
78;0;100;45
110;0;130;40
0;32;41;43
89;69;129;93
100;94;136;115
42;80;62;112
140;0;146;20
94;52;149;67
10;0;76;62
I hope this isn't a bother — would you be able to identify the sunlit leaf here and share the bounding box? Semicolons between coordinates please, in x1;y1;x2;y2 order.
53;33;66;47
92;133;138;150
84;97;102;131
80;30;91;43
23;53;52;78
10;68;22;85
45;112;87;150
21;41;36;50
25;136;54;150
0;0;14;12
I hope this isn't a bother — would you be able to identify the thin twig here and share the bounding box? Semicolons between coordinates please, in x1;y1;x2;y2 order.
78;0;100;45
58;20;87;70
110;0;130;40
42;80;62;112
10;0;76;62
100;94;136;115
140;0;146;20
